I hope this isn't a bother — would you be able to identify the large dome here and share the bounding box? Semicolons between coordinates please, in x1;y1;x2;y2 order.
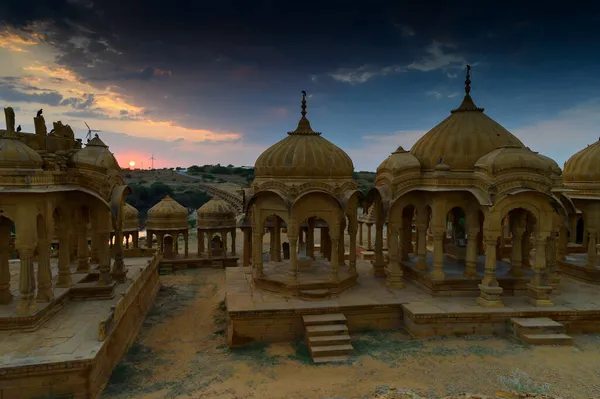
0;131;43;170
475;145;561;176
71;135;120;172
563;139;600;183
410;68;524;171
197;199;236;227
254;94;354;180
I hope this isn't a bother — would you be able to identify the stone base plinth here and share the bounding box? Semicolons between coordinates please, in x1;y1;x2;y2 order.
476;285;504;308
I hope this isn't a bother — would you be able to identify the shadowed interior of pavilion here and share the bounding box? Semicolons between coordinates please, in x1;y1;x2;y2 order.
394;205;545;296
255;215;358;299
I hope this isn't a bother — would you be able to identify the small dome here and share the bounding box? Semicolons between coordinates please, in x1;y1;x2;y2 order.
147;195;188;230
475;145;561;175
71;135;120;172
122;203;139;231
0;133;43;169
254;93;354;181
563;139;600;183
197;199;236;227
376;146;421;174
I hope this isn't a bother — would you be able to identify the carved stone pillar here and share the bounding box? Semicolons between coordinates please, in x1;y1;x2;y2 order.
76;217;90;273
56;222;73;288
403;217;412;260
289;234;298;280
358;222;363;246
527;234;553;306
431;230;445;280
98;229;111;285
477;234;503;308
307;218;315;259
372;221;386;277
331;235;340;281
338;225;345;267
174;235;179;255
416;223;428;271
366;223;373;251
253;232;263;277
17;245;37;315
464;227;479;278
181;231;187;258
125;234;130;249
36;235;54;302
547;234;560;289
583;229;589;249
197;230;204;256
557;225;568;261
133;231;139;249
386;223;404;288
222;230;228;259
521;231;531;268
0;221;13;304
90;221;100;264
243;228;251;266
587;230;598;269
349;224;357;275
231;228;237;255
111;225;126;283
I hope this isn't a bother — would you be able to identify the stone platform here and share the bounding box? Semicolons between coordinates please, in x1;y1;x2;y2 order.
559;254;600;284
402;253;534;296
226;260;600;347
159;254;239;273
254;257;358;299
0;255;160;399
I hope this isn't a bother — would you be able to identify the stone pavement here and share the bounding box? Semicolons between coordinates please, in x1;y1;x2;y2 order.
0;257;152;368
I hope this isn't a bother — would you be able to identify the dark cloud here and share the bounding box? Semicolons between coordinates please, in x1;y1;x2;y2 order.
0;82;63;106
63;109;110;119
60;93;95;109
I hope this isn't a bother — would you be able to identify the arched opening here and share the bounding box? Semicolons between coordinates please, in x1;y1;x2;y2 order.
444;206;467;263
163;235;174;259
576;217;585;244
499;207;537;279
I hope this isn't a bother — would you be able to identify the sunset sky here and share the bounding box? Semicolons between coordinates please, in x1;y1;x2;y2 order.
1;1;600;171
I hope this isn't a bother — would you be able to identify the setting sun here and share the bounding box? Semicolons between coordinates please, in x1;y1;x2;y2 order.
129;161;136;167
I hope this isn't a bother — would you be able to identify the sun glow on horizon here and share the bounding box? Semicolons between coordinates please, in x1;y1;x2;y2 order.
129;160;136;167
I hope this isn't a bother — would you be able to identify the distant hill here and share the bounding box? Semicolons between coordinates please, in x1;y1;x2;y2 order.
121;165;377;223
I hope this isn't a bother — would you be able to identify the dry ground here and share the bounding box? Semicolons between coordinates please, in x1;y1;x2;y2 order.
102;268;600;399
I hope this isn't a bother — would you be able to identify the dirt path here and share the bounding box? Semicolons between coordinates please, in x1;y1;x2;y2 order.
102;269;600;399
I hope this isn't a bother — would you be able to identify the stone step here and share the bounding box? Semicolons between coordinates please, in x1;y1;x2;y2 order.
306;324;348;337
521;333;573;346
299;289;330;299
308;334;351;347
303;313;347;326
309;344;354;358
312;355;350;364
511;317;565;334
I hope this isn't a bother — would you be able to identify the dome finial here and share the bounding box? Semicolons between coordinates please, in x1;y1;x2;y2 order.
465;65;471;95
301;90;307;119
288;90;321;135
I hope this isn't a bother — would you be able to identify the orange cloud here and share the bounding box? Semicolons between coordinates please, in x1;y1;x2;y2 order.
0;31;38;52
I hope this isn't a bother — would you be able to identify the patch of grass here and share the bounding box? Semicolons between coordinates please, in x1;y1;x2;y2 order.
352;330;424;366
499;369;552;394
287;340;313;365
428;346;459;356
143;279;204;327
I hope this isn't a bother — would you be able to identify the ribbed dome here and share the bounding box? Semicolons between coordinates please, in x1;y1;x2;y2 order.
197;199;236;227
411;94;524;170
0;132;43;169
254;93;354;180
377;146;421;174
71;135;120;172
147;195;188;230
122;203;139;231
475;145;561;175
563;139;600;183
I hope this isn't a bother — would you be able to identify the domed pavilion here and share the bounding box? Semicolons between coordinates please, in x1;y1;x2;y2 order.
146;195;189;258
559;139;600;282
0;106;132;315
197;199;238;267
111;203;140;249
369;66;567;307
242;92;361;297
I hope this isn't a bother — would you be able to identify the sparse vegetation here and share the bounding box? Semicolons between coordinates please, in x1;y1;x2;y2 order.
499;369;552;395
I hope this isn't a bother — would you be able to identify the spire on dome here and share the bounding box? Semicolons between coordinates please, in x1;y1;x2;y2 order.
451;65;485;113
288;90;321;136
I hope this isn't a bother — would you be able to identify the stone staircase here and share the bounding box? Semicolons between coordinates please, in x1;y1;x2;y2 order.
510;317;572;345
303;313;353;363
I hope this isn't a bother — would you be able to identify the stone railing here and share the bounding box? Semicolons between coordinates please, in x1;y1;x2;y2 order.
98;252;161;341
